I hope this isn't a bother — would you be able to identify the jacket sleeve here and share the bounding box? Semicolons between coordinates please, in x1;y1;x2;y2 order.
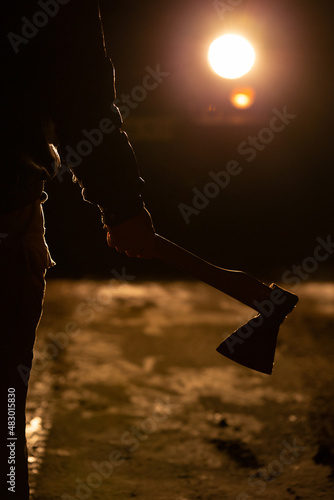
46;0;145;226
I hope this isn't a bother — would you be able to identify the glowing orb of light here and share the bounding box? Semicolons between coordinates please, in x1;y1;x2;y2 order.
208;34;255;79
230;87;255;109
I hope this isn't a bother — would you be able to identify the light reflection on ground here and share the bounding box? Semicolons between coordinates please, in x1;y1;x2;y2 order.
27;280;334;500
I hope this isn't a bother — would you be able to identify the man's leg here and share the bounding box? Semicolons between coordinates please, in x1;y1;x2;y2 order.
0;200;53;500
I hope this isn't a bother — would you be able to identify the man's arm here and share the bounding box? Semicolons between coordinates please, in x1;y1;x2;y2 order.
44;0;155;255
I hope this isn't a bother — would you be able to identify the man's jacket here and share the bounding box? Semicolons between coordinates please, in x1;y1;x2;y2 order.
1;0;144;225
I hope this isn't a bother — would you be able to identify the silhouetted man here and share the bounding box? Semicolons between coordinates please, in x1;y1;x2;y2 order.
1;1;155;498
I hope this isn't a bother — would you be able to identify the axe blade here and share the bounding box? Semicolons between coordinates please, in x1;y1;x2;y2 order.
217;287;299;375
153;236;299;374
216;314;280;375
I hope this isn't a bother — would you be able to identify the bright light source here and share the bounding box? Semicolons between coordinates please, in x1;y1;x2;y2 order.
208;34;255;79
230;87;255;109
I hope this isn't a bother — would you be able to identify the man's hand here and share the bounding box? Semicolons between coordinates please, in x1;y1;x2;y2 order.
105;208;156;259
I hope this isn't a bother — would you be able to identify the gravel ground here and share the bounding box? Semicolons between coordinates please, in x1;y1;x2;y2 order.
26;279;334;500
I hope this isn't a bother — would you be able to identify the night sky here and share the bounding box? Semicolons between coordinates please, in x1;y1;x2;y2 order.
44;0;334;280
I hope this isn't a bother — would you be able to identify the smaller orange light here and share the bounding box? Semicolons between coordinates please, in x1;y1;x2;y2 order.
230;87;255;109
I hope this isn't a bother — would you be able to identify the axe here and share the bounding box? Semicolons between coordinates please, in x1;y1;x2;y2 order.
154;234;298;375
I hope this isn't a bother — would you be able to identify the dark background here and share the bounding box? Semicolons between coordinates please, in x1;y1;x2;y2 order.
44;0;334;281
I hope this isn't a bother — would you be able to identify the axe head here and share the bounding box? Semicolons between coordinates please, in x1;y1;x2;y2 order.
216;284;299;375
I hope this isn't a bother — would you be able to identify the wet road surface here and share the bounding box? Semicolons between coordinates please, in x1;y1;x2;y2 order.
27;280;334;499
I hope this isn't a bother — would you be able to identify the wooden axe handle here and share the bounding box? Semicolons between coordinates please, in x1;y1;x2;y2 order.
154;234;273;311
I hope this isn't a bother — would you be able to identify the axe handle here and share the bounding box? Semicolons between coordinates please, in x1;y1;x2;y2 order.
154;234;273;311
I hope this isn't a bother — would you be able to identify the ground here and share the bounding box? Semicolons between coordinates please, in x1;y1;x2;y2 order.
26;279;334;500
